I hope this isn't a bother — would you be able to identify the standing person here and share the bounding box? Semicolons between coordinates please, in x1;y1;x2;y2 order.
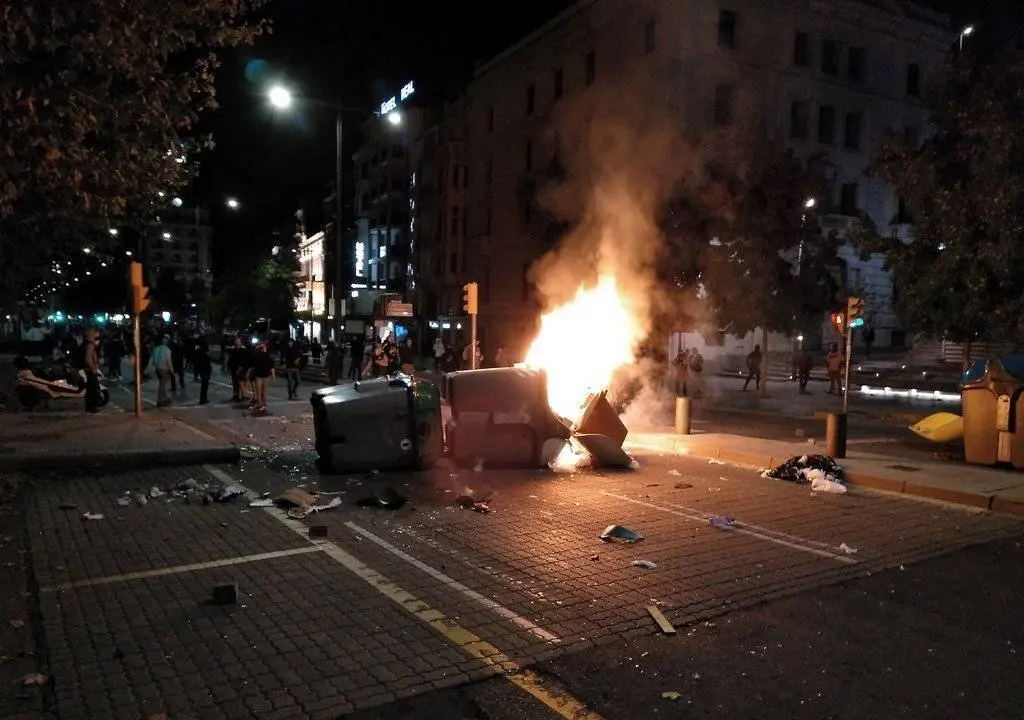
104;331;124;380
794;347;814;394
399;337;415;375
826;343;844;395
227;336;244;402
169;332;185;393
348;335;364;381
862;326;875;358
311;338;323;367
148;335;174;407
432;336;445;373
193;337;212;405
251;343;275;414
688;348;705;397
284;339;302;399
671;348;690;396
83;329;102;414
743;344;763;391
325;341;339;385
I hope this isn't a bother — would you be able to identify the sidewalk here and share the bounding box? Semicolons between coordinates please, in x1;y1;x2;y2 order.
0;409;239;471
627;430;1024;517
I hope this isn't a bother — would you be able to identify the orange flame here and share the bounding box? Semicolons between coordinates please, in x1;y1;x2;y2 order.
523;276;639;423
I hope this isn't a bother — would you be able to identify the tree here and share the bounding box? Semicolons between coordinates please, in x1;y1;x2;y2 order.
695;127;842;340
853;18;1024;352
210;256;298;330
150;267;189;316
0;1;269;296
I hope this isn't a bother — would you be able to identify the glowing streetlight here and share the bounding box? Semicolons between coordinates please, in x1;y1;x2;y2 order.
108;228;118;236
172;197;183;207
268;85;293;109
162;231;171;240
960;25;974;50
387;111;402;126
83;247;92;254
226;198;240;210
804;197;816;209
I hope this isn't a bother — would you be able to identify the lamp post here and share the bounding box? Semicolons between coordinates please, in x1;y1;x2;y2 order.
267;83;410;344
959;24;974;51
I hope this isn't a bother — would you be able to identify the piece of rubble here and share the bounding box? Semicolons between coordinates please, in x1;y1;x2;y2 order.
600;525;643;543
647;605;677;635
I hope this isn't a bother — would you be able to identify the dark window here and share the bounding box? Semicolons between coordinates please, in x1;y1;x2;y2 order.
460;253;467;273
462;164;468;188
451;206;459;239
525;139;532;171
896;195;913;224
585;51;595;85
904;125;919;148
487;106;494;133
485;206;492;233
713;84;734;126
526;84;535;114
451;164;458;187
821;40;839;74
645;17;656;54
486;156;493;186
793;32;809;66
848;46;865;81
818;105;836;144
840;182;858;215
843;112;862;150
449;253;457;273
718;9;736;49
790;101;808;140
482;267;490;303
521;263;531;300
906;63;921;96
553;68;564;99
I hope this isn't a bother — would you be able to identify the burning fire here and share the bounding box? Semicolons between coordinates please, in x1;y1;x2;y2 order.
523;275;639;423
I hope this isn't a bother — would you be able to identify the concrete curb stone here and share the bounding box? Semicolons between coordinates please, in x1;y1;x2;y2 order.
4;444;241;473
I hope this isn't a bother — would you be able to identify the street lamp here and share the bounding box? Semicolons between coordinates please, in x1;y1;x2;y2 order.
226;198;240;210
959;24;974;51
268;85;292;109
804;197;816;209
387;111;402;126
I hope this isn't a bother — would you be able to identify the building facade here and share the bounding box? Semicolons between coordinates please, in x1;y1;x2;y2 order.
144;206;213;287
450;0;949;357
295;229;327;340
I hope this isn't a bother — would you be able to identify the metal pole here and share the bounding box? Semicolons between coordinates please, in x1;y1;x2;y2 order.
133;314;142;418
842;320;854;414
334;107;345;345
469;312;477;370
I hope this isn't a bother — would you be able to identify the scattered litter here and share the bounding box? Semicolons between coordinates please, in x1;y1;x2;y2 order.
661;691;682;701
276;488;317;508
134;494;147;506
473;459;485;472
211;583;238;605
590;554;600;561
216;486;246;503
600;525;644;543
21;672;47;686
838;542;858;555
667;469;681;476
9;619;24;629
631;559;658;570
248;499;275;507
762;455;845;488
356;487;407;511
81;513;104;521
709;515;735;529
57;502;78;510
148;487;165;498
647;605;676;634
175;478;199;491
794;428;805;437
288;496;343;519
673;482;693;490
116;497;131;507
707;458;726;465
455;495;491;514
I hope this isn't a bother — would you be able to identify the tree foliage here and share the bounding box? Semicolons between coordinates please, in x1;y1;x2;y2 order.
0;0;270;294
853;20;1024;344
210;255;298;330
663;126;842;337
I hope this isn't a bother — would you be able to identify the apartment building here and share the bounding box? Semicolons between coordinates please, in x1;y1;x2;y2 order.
457;0;950;355
144;205;213;287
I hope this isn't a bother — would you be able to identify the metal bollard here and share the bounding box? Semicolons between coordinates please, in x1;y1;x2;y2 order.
674;396;691;435
826;412;847;459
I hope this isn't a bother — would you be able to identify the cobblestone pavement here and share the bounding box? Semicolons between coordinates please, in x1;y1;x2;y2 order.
20;449;1024;719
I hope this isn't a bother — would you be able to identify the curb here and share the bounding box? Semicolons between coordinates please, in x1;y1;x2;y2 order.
627;433;1024;517
5;444;241;473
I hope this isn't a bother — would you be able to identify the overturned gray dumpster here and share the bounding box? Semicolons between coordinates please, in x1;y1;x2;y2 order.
310;375;443;473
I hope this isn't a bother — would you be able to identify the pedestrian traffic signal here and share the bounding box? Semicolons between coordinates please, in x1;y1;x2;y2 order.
462;282;478;315
132;284;151;314
847;296;864;323
830;311;847;337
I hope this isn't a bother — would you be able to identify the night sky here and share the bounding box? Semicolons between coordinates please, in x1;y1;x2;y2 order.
194;1;574;270
194;0;965;272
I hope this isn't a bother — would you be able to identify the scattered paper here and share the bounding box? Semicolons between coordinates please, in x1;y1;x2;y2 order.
81;513;104;521
22;672;48;686
631;559;658;570
838;542;858;555
662;691;682;701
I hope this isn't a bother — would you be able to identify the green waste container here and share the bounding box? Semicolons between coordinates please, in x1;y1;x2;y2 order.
310;375;443;473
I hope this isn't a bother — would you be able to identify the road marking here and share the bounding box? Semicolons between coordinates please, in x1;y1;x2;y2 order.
344;521;560;644
600;491;857;565
113;383;157;408
201;466;599;720
40;546;322;592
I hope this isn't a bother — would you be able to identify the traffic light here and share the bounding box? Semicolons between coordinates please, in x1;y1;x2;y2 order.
462;282;478;315
129;261;150;314
830;311;847;337
847;296;864;325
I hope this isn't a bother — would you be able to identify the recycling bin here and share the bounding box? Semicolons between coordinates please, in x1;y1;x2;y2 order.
310;375;443;473
444;367;571;467
960;355;1024;468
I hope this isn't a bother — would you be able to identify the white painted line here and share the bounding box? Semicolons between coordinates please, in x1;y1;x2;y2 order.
600;491;856;565
41;546;322;592
344;521;560;644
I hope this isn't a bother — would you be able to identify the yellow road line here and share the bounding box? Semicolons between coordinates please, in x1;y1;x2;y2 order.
40;546;322;592
202;465;603;720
